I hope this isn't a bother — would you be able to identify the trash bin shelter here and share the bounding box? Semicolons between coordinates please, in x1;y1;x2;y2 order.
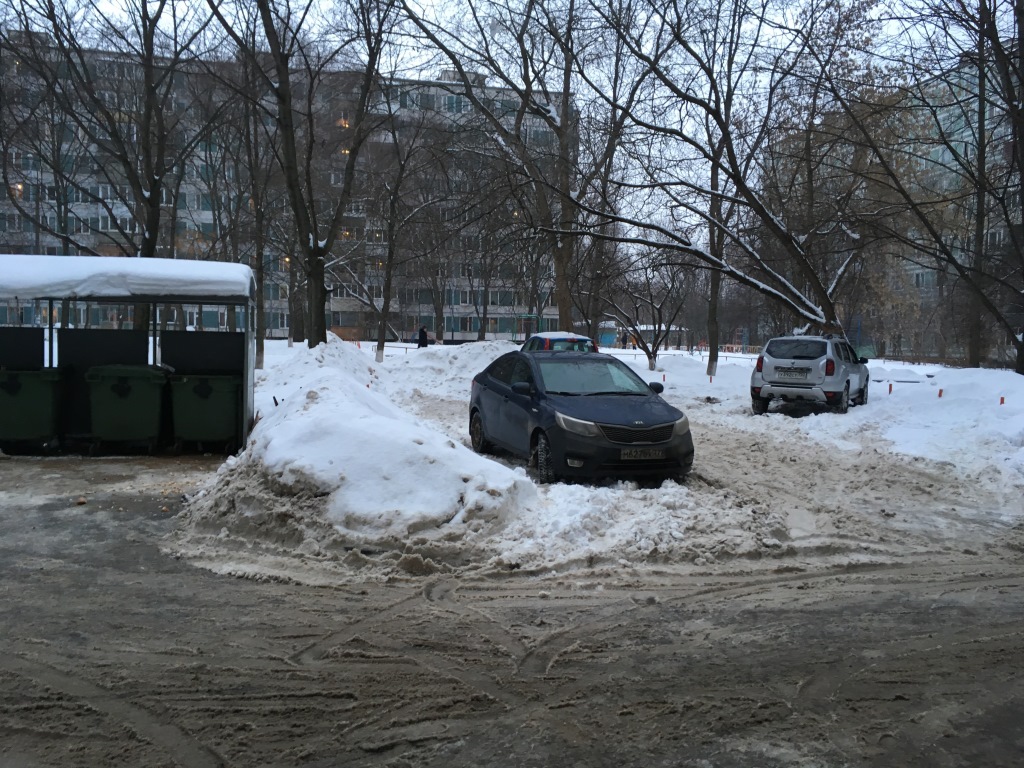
0;254;257;453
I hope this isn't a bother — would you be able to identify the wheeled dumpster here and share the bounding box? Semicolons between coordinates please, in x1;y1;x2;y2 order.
85;365;168;447
169;374;241;451
0;369;62;444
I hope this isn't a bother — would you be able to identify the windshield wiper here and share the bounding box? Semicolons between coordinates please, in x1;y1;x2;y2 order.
582;390;640;396
546;390;581;396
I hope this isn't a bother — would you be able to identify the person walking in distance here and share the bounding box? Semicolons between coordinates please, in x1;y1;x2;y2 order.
417;325;429;348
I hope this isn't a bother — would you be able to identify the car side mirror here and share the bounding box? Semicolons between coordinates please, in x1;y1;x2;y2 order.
648;381;664;394
859;357;869;365
511;381;532;395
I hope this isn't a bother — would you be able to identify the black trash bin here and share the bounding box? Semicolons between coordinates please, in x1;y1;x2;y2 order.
169;374;241;451
85;365;167;447
0;369;62;444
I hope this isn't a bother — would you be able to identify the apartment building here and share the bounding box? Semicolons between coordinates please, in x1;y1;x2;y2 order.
0;32;563;341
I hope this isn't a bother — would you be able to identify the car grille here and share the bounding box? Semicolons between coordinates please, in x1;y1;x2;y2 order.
599;423;674;444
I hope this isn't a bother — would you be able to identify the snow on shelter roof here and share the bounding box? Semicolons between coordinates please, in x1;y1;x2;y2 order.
0;254;256;303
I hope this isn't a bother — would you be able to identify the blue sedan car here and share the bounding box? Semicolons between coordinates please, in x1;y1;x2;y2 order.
469;350;694;483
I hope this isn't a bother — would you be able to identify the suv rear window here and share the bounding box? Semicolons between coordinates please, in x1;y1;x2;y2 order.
765;339;827;360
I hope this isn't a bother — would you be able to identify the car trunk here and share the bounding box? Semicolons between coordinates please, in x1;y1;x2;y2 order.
763;340;828;386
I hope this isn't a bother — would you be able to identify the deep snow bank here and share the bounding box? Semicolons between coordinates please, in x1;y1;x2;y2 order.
174;340;538;577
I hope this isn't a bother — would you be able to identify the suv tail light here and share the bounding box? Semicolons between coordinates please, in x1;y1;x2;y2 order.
825;358;835;376
755;355;764;372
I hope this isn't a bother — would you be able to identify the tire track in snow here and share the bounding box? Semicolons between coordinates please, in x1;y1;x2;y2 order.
0;653;224;768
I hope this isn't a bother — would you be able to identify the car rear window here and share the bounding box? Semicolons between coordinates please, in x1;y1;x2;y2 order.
765;339;827;360
524;335;596;352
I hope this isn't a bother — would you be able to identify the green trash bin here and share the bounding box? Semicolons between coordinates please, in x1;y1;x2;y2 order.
85;365;167;444
169;374;240;449
0;369;62;443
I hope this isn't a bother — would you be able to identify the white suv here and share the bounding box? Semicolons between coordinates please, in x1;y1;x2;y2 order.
750;335;869;414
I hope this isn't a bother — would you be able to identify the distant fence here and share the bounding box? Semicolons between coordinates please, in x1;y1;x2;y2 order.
875;354;1017;370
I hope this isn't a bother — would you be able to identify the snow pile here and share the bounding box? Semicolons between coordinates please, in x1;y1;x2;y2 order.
175;340;537;578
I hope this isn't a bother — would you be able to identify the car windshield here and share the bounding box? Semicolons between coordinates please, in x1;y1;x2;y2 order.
536;357;650;395
765;339;827;360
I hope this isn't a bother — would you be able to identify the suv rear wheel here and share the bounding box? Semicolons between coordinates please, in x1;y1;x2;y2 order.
751;396;769;415
834;383;850;414
857;380;869;406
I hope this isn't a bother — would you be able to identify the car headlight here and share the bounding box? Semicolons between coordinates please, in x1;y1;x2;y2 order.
555;411;601;437
673;414;690;435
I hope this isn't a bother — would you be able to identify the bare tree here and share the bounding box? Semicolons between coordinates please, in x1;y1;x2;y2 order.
208;0;400;347
359;88;461;360
797;0;1024;372
604;246;692;369
578;0;866;337
400;0;591;331
3;0;224;260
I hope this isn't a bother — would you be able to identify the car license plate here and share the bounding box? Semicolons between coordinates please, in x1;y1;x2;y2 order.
620;448;666;460
776;369;806;379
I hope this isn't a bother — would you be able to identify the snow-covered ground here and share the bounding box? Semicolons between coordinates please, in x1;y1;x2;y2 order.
171;338;1024;583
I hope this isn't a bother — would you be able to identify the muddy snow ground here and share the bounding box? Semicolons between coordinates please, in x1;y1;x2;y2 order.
1;340;1022;767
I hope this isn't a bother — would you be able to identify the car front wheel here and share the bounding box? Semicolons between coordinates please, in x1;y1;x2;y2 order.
858;380;869;406
469;411;492;454
533;432;556;484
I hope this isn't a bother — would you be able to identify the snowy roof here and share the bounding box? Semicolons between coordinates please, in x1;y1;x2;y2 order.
0;254;256;303
529;331;593;340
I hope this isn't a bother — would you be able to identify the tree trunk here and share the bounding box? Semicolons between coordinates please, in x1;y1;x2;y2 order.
477;300;488;341
254;250;266;369
288;262;304;344
706;270;721;378
969;0;989;368
553;235;574;331
306;249;326;347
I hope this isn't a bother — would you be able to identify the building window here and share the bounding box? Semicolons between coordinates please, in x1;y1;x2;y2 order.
445;94;467;114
